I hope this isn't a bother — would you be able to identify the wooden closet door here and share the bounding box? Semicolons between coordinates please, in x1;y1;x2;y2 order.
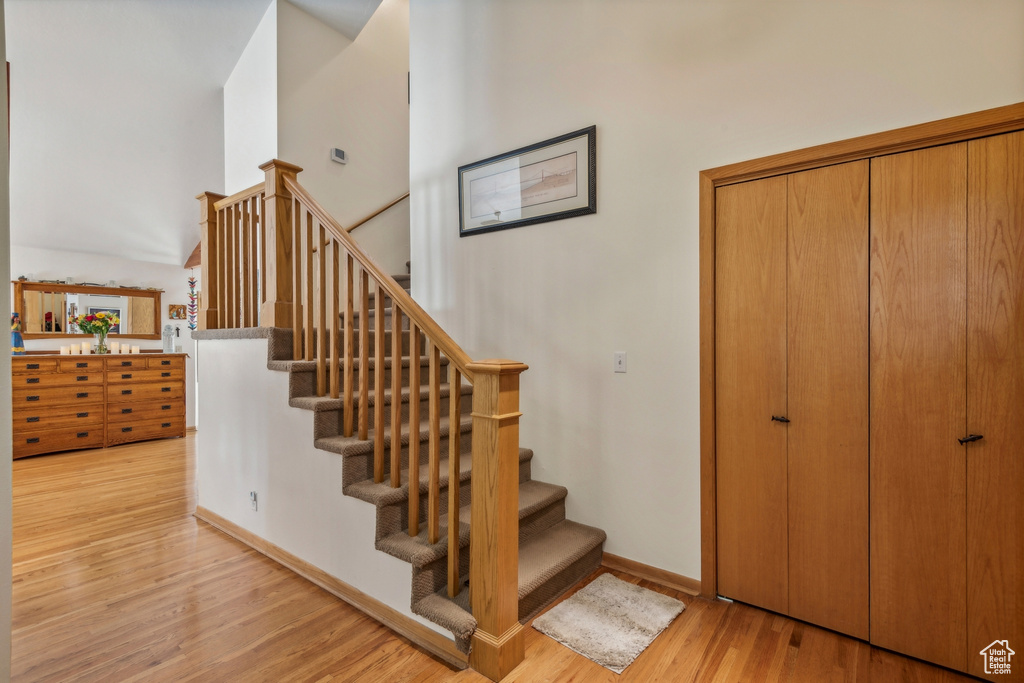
716;176;788;614
787;161;869;639
967;131;1024;681
870;143;968;670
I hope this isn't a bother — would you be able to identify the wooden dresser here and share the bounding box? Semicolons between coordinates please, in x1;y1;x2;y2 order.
12;353;187;459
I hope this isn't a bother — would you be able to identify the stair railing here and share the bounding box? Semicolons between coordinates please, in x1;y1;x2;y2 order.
197;160;526;681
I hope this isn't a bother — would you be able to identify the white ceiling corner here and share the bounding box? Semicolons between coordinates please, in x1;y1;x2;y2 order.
288;0;382;41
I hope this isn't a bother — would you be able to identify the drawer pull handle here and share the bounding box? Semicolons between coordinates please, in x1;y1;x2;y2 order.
122;374;132;379
26;437;39;444
771;415;790;423
121;389;132;395
77;412;89;418
161;405;171;410
77;432;89;438
121;408;132;414
25;416;39;423
26;363;39;369
161;360;171;365
26;378;39;384
162;422;171;428
121;361;131;367
161;387;171;392
161;372;171;377
122;427;132;433
958;434;984;445
26;396;39;402
76;362;88;368
77;392;89;398
77;376;88;381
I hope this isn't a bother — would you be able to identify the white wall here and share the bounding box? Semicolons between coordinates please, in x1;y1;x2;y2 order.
409;0;1024;581
10;245;199;428
1;2;14;673
278;0;410;276
224;0;279;194
195;337;446;636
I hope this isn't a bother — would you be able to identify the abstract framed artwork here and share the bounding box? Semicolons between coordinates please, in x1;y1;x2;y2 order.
458;125;596;236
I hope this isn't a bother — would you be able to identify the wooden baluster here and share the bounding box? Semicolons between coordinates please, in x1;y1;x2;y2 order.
358;270;370;441
305;211;314;362
218;208;227;329
390;303;403;488
291;198;302;361
249;195;259;325
258;159;302;327
448;367;462;597
240;199;251;327
330;241;340;400
316;224;327;396
258;193;266;323
467;360;529;681
373;280;386;483
343;254;354;435
408;323;421;537
227;204;237;327
195;191;224;330
428;341;441;544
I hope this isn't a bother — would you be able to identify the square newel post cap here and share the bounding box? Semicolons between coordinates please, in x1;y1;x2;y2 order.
466;359;529;376
258;159;304;175
195;191;226;202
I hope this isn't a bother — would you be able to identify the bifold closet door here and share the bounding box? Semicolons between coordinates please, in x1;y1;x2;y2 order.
716;175;789;614
870;143;968;670
786;161;869;640
967;130;1024;681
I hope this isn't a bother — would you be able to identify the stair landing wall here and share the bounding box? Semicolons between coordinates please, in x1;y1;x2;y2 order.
193;332;452;642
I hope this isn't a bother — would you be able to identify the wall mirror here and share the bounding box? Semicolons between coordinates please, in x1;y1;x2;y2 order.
13;280;163;340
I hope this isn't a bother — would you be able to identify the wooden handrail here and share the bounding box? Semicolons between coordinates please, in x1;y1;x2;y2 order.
283;176;475;381
346;192;409;233
213;182;263;211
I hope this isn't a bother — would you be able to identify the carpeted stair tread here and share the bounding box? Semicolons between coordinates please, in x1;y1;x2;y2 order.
412;594;476;646
267;354;448;374
375;479;566;566
315;412;473;458
288;380;472;412
518;520;607;600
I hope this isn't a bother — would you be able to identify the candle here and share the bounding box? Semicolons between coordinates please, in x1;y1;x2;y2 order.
60;346;70;355
131;346;141;354
121;345;130;354
110;342;120;353
81;341;91;354
70;345;80;355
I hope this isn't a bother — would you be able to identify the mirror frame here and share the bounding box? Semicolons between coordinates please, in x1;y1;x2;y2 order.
13;280;163;340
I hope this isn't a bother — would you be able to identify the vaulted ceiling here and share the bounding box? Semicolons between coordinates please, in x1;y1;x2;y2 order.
5;0;380;267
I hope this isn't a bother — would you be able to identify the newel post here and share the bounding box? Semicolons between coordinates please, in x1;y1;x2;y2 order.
196;191;225;330
467;359;529;681
259;159;303;327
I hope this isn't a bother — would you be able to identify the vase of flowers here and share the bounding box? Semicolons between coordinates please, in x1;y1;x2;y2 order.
69;311;119;354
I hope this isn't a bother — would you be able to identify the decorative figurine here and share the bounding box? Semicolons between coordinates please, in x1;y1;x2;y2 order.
11;313;25;355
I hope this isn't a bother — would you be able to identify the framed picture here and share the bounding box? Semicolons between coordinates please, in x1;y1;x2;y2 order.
88;307;121;333
169;304;186;320
459;125;596;236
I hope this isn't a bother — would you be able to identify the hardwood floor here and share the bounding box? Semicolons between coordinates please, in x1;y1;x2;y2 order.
12;435;978;682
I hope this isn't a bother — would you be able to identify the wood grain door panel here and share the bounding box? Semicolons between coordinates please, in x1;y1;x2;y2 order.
715;176;789;614
787;161;870;639
870;143;968;670
966;131;1024;681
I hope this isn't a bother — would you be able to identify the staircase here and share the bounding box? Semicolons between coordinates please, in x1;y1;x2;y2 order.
263;274;605;653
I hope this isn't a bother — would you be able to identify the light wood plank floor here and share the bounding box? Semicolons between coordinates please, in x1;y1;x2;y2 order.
12;435;978;682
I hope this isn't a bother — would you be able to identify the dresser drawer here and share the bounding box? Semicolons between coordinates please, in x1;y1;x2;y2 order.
59;358;105;372
13;372;103;389
106;382;184;402
152;356;185;370
107;368;184;383
105;357;149;370
12;358;59;374
13;385;104;408
14;426;104;458
106;416;185;446
13;408;104;434
107;401;185;422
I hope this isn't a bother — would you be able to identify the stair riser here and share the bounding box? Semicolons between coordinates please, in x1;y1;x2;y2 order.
341;426;479;491
296;329;427;359
312;389;473;440
289;362;451;400
518;544;604;623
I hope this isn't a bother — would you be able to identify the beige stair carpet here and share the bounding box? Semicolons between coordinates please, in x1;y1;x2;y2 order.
532;573;685;674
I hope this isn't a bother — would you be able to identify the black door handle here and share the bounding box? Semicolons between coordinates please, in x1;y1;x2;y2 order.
958;434;984;445
771;415;790;423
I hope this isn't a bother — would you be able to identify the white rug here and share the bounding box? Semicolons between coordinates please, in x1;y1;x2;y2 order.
532;573;686;674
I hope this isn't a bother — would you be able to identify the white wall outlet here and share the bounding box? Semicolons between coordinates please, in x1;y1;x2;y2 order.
250;491;258;511
614;351;627;373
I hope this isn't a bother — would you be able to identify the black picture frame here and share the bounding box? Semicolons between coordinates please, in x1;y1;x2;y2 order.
458;125;596;237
